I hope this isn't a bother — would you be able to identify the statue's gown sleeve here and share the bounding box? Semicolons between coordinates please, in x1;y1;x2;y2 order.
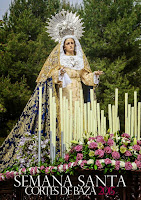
50;67;96;106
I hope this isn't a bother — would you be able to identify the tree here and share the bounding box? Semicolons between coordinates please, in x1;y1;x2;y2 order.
0;0;61;140
79;0;141;130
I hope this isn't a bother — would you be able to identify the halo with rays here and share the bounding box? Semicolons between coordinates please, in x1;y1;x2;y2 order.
46;10;85;42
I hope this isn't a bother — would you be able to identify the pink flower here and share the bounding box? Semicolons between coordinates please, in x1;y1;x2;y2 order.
40;166;45;170
125;151;132;156
74;145;83;152
6;171;11;179
88;142;98;149
95;149;104;158
107;138;114;146
125;162;132;170
80;160;87;168
115;161;120;170
137;140;141;145
0;173;5;181
109;134;114;138
96;136;105;144
104;158;112;165
73;161;78;167
76;153;83;161
95;160;103;169
112;151;120;160
10;171;14;179
104;146;112;154
135;160;141;169
68;162;73;168
50;166;55;173
64;154;69;162
121;133;130;138
22;168;26;173
133;145;140;151
137;154;141;161
45;167;50;174
63;164;68;172
88;137;95;141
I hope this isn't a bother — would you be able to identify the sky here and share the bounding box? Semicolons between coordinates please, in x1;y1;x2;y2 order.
0;0;83;20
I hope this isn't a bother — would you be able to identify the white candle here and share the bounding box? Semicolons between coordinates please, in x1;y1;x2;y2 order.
108;104;112;134
66;98;69;150
38;86;42;165
78;101;81;141
128;104;131;135
94;100;97;135
59;88;63;132
138;102;141;140
104;116;106;135
63;97;66;144
69;90;72;141
52;97;56;146
88;102;90;133
101;110;104;136
97;103;101;135
125;93;128;133
112;105;115;133
80;90;83;139
90;110;93;133
74;101;77;140
84;103;87;133
134;91;137;137
131;107;134;137
49;89;53;133
54;98;56;147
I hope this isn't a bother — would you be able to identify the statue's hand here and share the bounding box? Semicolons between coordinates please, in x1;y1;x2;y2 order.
94;70;103;75
60;68;66;75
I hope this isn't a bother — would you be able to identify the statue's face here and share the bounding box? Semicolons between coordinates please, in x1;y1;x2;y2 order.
64;38;75;55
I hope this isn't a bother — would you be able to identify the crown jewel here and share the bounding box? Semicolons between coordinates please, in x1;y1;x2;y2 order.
46;10;85;42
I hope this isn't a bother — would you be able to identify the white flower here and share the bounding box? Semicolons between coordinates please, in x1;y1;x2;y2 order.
79;141;83;145
99;159;104;164
54;167;57;170
120;161;125;168
42;144;46;148
87;159;94;165
132;162;137;170
58;165;63;172
78;160;83;165
111;160;116;166
111;143;119;152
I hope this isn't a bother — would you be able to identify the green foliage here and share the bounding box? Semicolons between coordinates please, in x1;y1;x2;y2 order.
0;0;140;140
79;0;141;130
0;0;62;139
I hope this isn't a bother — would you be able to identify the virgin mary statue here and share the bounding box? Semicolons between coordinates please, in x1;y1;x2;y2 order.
0;10;102;172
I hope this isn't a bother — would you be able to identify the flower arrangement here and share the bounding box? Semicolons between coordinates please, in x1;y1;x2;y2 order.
15;132;50;168
0;131;141;181
62;132;141;174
